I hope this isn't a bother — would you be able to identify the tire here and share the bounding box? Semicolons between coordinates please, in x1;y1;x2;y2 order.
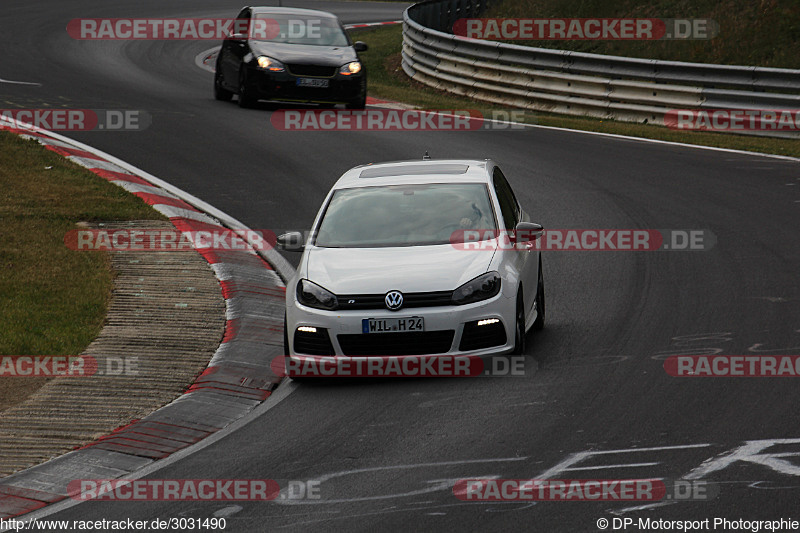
345;97;366;110
533;257;545;331
214;69;233;101
512;289;526;355
238;68;256;108
346;84;367;110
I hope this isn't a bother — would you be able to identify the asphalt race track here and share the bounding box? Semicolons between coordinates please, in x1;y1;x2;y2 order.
2;0;800;530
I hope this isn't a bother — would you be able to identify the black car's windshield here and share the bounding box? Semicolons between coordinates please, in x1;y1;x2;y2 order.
252;14;349;46
314;183;497;247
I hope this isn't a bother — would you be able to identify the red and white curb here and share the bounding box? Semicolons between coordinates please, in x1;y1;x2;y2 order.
0;117;292;519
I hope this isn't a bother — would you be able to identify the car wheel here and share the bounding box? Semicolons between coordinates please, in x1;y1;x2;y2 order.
238;69;255;108
512;289;526;355
345;92;366;110
533;257;545;331
214;70;233;102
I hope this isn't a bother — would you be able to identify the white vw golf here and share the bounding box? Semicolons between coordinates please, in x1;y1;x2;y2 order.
279;158;545;359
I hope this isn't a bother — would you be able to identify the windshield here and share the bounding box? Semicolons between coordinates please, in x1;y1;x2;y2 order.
252;14;349;46
314;183;497;247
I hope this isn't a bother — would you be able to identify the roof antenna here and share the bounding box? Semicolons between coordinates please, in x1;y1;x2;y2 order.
423;151;431;161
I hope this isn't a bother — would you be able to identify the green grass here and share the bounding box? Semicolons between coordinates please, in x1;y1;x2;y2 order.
0;131;164;356
354;25;800;158
486;0;800;68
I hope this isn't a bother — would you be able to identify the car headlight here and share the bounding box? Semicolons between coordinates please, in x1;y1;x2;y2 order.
256;56;285;72
296;279;338;310
452;272;501;305
339;61;362;75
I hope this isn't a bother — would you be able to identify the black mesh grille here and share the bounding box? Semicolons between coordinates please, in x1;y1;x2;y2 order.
294;328;334;355
337;331;455;356
459;320;507;351
337;291;453;311
288;64;337;77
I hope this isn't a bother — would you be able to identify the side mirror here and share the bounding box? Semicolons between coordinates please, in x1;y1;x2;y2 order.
227;33;247;44
277;231;305;252
353;41;368;52
514;222;544;243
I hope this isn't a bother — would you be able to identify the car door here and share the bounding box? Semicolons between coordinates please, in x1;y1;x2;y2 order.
219;8;251;87
493;167;537;323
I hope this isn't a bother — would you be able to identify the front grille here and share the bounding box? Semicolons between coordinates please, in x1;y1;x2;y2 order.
337;291;453;311
294;328;334;355
338;331;455;356
287;64;337;77
459;320;507;351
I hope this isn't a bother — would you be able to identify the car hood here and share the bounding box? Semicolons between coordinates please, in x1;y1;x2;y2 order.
304;244;497;295
249;42;356;66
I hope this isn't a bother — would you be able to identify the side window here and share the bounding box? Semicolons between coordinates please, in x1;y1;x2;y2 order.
492;167;519;230
234;9;250;36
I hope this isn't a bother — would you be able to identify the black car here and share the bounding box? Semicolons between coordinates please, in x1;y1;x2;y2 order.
214;7;368;109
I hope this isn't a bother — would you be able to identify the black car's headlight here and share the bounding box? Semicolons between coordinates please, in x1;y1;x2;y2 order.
339;61;362;75
296;279;338;310
452;272;501;305
256;56;285;72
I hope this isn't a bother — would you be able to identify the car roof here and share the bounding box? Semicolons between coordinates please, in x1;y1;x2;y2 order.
249;6;339;18
334;159;494;189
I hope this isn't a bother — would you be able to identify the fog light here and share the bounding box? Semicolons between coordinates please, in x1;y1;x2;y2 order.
297;326;318;333
477;318;500;326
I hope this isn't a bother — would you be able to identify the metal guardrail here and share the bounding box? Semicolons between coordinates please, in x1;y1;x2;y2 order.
401;0;800;137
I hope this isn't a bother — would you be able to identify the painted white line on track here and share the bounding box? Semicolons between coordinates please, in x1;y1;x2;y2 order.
0;77;41;86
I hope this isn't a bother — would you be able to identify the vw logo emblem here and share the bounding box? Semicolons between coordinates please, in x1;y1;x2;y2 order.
384;290;403;311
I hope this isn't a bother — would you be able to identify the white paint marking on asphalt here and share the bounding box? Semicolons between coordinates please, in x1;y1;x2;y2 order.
0;77;41;86
274;459;526;505
195;46;220;73
213;505;243;518
534;444;713;487
559;462;660;471
684;439;800;480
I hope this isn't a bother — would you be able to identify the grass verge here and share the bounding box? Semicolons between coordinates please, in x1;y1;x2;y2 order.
0;130;164;409
354;25;800;159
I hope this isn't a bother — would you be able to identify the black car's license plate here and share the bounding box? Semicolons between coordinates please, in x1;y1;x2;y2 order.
296;78;329;88
362;317;424;334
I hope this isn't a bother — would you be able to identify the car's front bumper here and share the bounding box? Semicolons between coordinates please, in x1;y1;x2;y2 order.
245;66;365;104
286;291;517;357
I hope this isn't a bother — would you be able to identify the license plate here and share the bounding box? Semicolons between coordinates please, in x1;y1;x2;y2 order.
296;78;329;88
362;317;424;334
